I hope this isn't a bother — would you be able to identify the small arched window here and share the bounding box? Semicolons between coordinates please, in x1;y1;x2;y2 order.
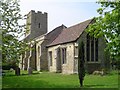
38;46;41;57
38;23;41;28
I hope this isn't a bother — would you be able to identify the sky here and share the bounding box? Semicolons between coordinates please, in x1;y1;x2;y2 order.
19;0;101;32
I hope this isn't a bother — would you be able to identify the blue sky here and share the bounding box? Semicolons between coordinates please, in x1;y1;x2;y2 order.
19;0;101;32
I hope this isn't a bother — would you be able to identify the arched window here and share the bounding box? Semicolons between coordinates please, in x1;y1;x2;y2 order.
38;23;41;28
38;46;41;57
86;34;90;61
61;48;67;64
49;51;52;66
91;36;94;61
86;34;98;62
95;38;98;61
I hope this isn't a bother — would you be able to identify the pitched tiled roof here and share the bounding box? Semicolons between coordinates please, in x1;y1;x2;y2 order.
23;24;66;42
47;19;93;47
45;24;67;45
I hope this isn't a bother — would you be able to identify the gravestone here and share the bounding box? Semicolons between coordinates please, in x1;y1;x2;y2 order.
15;67;20;76
28;67;32;75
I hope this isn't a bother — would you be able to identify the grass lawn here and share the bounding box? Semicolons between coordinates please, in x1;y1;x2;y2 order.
2;70;119;88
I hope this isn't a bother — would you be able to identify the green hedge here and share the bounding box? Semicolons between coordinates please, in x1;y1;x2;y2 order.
2;63;17;70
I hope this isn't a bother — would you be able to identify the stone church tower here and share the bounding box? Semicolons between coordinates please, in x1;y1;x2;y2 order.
21;10;48;70
25;10;47;41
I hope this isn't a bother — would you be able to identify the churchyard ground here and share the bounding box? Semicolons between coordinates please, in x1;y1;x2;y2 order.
2;70;119;88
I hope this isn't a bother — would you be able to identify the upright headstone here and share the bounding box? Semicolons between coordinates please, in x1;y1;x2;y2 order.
28;67;32;75
15;67;20;76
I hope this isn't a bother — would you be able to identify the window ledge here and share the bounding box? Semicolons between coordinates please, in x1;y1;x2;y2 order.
86;61;100;63
62;63;67;66
74;56;78;58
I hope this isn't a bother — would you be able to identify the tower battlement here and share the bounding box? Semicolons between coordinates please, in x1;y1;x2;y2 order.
28;10;47;16
25;10;48;40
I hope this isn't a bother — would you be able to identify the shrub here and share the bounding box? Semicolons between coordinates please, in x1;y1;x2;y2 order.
2;63;17;70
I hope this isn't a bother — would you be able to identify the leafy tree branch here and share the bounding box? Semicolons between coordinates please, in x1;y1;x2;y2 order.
87;1;120;62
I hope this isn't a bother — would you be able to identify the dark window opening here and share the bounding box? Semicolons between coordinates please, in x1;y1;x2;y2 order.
49;51;52;66
86;34;98;62
86;34;90;61
74;46;78;56
38;23;41;28
95;38;98;61
91;37;94;61
62;48;67;64
38;46;40;56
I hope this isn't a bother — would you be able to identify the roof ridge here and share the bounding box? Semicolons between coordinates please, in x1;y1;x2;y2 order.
47;18;93;47
46;24;67;36
46;25;66;46
65;18;93;30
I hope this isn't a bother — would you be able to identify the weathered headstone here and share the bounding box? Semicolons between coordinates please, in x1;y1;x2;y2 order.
15;67;20;76
28;67;32;75
9;68;14;72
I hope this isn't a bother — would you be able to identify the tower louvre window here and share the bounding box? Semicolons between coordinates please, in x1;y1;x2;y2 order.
38;23;41;28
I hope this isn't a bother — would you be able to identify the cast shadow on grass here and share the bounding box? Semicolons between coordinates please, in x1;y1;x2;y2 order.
83;84;118;89
2;80;50;88
2;72;40;77
84;84;108;88
21;72;40;76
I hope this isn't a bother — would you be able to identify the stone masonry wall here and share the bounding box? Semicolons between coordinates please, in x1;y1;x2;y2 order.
48;43;75;74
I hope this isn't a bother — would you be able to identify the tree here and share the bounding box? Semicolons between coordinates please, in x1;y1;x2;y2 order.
78;41;85;87
87;1;120;69
0;0;27;71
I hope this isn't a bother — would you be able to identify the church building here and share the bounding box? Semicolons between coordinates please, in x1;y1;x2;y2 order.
19;10;110;74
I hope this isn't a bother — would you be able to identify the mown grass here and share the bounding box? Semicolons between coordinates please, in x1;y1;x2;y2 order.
2;70;119;88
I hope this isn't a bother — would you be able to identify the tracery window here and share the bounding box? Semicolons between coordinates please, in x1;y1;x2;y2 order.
86;34;98;62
